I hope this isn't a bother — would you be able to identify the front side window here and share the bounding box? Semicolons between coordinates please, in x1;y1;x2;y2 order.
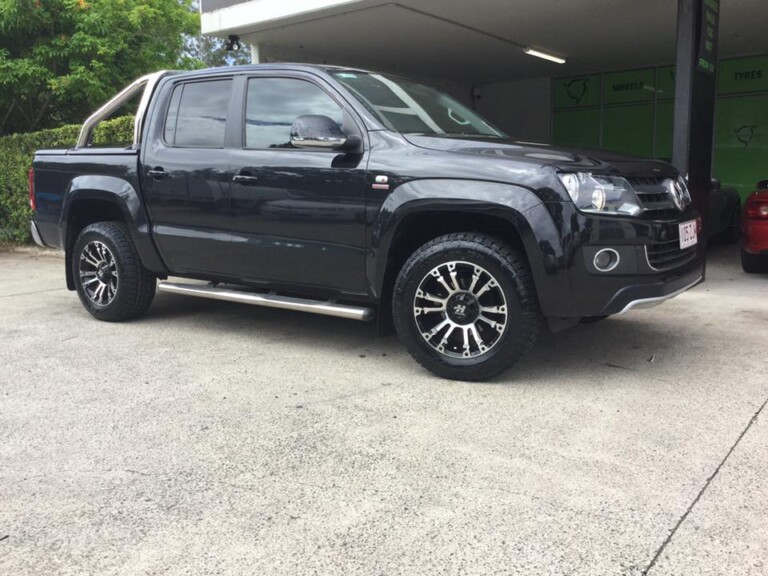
332;71;504;138
245;78;344;149
164;79;232;148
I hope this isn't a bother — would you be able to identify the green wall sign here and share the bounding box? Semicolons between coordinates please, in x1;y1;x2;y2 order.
718;56;768;95
697;0;719;75
553;75;600;109
553;109;600;148
603;104;654;158
657;66;676;101
550;55;768;198
603;69;655;105
715;94;768;200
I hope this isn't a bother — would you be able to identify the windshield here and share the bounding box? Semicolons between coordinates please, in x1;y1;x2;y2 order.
332;71;505;138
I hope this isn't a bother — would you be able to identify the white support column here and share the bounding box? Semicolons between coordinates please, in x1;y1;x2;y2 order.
250;44;261;64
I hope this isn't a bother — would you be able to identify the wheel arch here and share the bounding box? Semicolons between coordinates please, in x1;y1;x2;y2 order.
369;179;569;330
62;176;167;290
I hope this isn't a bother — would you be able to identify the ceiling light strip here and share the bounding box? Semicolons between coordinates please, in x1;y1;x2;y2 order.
524;48;566;64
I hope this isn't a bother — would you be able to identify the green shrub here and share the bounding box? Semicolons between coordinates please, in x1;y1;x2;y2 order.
0;116;135;243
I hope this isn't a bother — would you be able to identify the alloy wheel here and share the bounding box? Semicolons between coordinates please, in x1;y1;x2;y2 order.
78;240;119;306
413;261;508;359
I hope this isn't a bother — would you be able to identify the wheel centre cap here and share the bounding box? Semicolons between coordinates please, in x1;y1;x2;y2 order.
446;292;480;325
97;264;110;281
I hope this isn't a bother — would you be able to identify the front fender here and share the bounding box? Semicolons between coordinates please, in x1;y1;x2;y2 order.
368;178;571;317
62;175;167;286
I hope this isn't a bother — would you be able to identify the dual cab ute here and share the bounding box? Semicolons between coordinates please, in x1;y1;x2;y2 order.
30;65;705;380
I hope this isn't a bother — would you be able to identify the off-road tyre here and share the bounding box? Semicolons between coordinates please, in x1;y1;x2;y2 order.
392;233;541;381
72;222;156;321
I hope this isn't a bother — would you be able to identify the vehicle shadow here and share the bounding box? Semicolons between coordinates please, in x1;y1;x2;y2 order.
142;291;701;385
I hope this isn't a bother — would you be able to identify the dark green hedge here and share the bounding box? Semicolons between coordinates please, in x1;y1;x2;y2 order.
0;116;135;243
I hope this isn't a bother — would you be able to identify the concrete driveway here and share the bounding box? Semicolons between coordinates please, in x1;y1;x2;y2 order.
1;244;766;576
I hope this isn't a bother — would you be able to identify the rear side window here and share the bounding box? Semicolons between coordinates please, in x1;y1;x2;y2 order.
245;78;344;149
164;79;232;148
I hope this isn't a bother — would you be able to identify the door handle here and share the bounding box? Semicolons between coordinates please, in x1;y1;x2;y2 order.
148;168;168;180
232;174;259;185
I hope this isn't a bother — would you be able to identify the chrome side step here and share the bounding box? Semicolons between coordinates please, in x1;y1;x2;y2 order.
157;281;375;322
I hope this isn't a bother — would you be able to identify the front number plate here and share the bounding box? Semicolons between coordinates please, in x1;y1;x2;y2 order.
679;220;698;249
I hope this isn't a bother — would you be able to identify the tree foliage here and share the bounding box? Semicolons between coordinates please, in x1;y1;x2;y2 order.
0;116;134;242
0;0;200;135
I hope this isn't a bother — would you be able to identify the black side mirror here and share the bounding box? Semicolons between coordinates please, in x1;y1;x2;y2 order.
290;115;359;151
757;180;768;190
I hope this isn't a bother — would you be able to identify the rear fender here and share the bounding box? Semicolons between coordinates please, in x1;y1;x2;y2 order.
62;175;167;289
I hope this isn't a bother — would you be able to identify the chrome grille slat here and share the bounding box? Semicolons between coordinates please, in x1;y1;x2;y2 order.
626;176;681;219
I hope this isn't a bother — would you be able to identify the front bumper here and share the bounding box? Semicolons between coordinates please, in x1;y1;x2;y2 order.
599;261;704;316
548;206;706;318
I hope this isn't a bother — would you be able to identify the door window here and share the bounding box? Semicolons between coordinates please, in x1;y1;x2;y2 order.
245;78;344;149
164;79;232;148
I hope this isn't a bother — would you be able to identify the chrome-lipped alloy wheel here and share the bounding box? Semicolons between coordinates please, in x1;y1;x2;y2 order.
79;240;119;306
413;261;508;359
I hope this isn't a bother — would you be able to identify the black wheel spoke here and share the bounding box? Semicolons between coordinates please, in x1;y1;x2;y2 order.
78;240;118;307
413;261;508;359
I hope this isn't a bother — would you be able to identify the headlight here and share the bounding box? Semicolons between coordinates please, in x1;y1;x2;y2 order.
557;172;642;216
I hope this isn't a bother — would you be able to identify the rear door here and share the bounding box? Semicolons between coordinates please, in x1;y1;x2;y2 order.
227;74;369;293
142;76;237;275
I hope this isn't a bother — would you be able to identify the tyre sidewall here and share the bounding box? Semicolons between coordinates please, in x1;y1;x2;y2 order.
393;239;539;380
73;224;133;321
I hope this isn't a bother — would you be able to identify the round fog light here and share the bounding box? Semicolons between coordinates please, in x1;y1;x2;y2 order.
594;248;620;272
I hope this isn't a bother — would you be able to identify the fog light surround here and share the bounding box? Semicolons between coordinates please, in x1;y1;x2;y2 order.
593;248;620;272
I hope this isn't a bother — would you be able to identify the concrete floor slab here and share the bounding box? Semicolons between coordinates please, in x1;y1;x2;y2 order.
0;244;766;575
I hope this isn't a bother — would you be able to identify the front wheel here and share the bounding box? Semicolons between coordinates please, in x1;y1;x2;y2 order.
392;233;541;381
73;222;156;321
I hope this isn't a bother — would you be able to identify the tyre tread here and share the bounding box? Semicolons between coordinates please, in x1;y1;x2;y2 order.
73;222;156;322
392;232;541;381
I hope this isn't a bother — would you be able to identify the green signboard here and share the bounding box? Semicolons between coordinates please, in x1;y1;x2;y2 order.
553;75;600;109
553;109;600;149
697;0;719;75
603;69;655;105
602;105;654;158
551;56;768;173
657;66;676;101
655;102;674;162
718;56;768;95
714;94;768;201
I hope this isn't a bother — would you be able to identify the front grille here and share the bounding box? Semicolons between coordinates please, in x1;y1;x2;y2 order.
626;176;681;220
646;230;697;271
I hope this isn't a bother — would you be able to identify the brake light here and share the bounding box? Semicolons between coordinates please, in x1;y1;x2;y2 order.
28;168;36;211
745;198;768;220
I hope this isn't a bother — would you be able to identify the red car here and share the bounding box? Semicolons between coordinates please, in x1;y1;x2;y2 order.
742;181;768;273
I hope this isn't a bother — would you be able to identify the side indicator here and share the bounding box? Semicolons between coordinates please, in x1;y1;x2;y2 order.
373;174;390;190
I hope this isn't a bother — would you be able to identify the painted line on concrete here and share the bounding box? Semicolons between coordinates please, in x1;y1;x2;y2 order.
643;394;768;575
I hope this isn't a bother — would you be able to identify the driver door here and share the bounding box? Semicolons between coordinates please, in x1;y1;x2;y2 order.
228;75;368;293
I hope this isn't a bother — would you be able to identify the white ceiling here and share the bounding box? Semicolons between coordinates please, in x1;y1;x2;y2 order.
226;0;768;84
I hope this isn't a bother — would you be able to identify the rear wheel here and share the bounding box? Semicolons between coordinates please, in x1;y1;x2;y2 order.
741;250;767;274
73;222;156;321
392;233;541;381
716;201;740;244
